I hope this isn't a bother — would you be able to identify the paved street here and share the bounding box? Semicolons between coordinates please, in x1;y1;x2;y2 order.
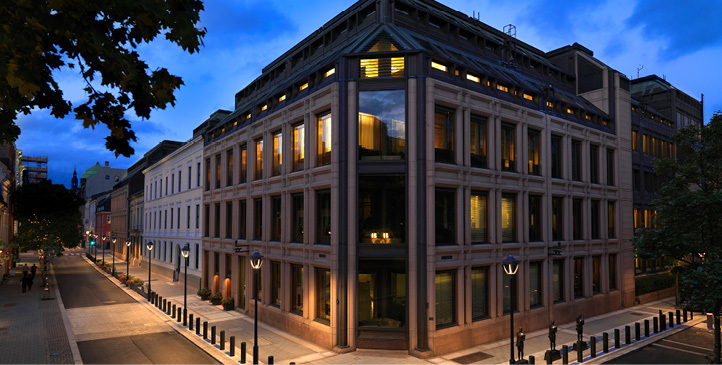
605;321;713;364
54;249;218;364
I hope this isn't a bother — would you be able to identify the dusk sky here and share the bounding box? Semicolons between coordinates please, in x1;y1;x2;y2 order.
17;0;722;188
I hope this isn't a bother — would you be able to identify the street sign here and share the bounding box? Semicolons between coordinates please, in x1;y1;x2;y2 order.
233;244;249;253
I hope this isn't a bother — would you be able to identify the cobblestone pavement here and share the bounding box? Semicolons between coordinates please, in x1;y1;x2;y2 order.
0;252;74;364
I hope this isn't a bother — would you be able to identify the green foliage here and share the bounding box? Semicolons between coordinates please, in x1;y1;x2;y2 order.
209;292;222;301
13;181;84;253
634;272;675;296
0;0;205;157
197;287;211;297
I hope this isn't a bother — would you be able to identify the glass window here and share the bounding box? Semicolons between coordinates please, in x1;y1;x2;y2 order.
632;130;639;151
434;106;455;164
573;198;583;240
205;158;211;191
214;203;220;238
238;256;246;309
293;124;304;171
435;188;455;245
470;115;487;168
272;131;282;176
271;195;281;241
255;138;263;180
553;260;564;302
316;190;331;244
254;198;263;240
528;129;540;175
501;193;516;242
316;268;331;324
238;200;246;239
471;267;489;320
552;197;563;241
606;149;615;186
271;261;281;307
291;264;303;315
590;145;599;184
529;194;542;241
571;140;581;181
592;256;601;294
501;123;516;172
357;259;406;328
291;193;304;242
197;162;201;187
591;200;600;239
435;270;456;328
608;201;616;238
317;113;332;166
178;170;182;191
171;174;175;194
359;175;405;244
551;135;562;178
633;169;640;191
358;90;406;160
215;154;221;189
360;57;405;78
196;204;200;229
226;201;233;239
187;206;191;229
529;262;542;308
240;144;247;183
470;192;488;244
227;149;234;186
573;257;584;298
609;254;617;290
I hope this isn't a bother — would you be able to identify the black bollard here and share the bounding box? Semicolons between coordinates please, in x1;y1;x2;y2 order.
691;311;693;320
635;322;641;341
653;317;659;333
172;304;177;317
590;336;596;358
603;332;609;353
661;313;667;331
684;309;688;322
183;309;187;326
614;328;620;348
211;325;216;344
577;341;583;363
529;355;535;364
162;298;167;312
625;325;631;344
189;314;194;330
177;307;182;322
230;336;235;356
676;310;681;324
220;330;225;350
241;342;247;364
196;317;201;335
203;321;208;339
668;312;674;328
562;345;569;364
268;356;274;364
644;319;650;337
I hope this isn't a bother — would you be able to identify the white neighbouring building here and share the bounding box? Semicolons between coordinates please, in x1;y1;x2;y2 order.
143;135;205;290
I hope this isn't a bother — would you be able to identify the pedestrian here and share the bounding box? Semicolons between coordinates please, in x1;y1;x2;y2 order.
30;264;37;278
21;272;28;293
26;273;34;291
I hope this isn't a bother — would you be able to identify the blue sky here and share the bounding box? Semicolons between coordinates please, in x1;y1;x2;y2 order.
17;0;722;188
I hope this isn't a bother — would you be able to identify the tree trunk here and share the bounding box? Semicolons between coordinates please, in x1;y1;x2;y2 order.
675;272;679;306
715;305;721;364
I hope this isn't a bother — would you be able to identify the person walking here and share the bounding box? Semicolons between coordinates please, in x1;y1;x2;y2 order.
27;274;34;291
30;264;37;278
21;272;28;293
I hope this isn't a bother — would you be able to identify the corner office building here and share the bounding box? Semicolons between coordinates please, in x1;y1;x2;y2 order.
200;0;635;355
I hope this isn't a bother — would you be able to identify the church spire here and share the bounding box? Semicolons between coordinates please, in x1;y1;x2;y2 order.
71;165;78;192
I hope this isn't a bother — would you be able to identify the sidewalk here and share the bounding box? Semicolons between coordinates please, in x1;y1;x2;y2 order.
0;251;75;364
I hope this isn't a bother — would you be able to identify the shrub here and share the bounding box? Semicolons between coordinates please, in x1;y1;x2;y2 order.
221;297;234;305
197;287;211;297
132;278;144;286
635;272;674;296
209;292;223;301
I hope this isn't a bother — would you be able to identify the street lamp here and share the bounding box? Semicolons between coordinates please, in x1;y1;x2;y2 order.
125;239;132;278
90;234;97;262
250;251;264;365
111;236;117;276
146;241;154;301
503;255;519;364
101;234;106;265
181;244;190;326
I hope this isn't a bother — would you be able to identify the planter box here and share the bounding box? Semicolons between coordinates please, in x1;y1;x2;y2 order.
210;298;222;305
199;294;210;301
222;302;234;311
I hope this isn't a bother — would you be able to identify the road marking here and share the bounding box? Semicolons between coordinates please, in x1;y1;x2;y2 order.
651;343;708;356
660;338;711;351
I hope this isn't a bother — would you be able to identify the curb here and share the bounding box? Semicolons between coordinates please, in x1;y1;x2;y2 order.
82;254;257;365
48;260;84;365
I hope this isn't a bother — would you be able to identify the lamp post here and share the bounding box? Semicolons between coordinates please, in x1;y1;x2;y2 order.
503;255;519;364
250;251;264;365
101;234;106;264
146;241;154;301
181;244;190;326
85;230;90;249
111;236;117;276
90;234;97;262
125;239;131;277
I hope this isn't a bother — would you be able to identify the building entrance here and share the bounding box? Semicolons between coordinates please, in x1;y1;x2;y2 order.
357;258;407;349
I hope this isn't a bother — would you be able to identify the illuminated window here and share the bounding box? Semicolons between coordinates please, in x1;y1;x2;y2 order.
497;84;508;92
608;201;616;238
215;154;221;189
632;130;639;151
358;90;405;160
567;107;574;114
434;106;455;164
359;174;405;244
585;114;592;120
299;82;308;91
528;129;540;175
261;104;267;111
246;113;251;120
317;112;332;166
293;123;305;171
271;261;281;306
239;144;247;183
546;101;554;108
523;93;533;101
634;208;641;229
500;123;515;172
529;262;542;307
360;57;404;78
471;267;489;320
501;193;516;242
316;268;331;324
470;115;487;168
278;95;286;102
324;68;335;78
226;149;234;187
470;192;487;243
431;61;447;72
466;74;480;83
272;131;282;176
255;138;263;180
435;270;456;328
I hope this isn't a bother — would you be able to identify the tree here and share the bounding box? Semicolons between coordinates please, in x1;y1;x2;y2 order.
0;1;205;157
633;112;722;363
13;181;84;255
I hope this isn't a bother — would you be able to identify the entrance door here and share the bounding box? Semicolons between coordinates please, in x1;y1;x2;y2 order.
357;258;407;349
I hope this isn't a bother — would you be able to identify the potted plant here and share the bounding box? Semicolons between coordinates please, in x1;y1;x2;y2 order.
197;287;211;300
209;292;223;305
131;278;144;290
221;297;234;311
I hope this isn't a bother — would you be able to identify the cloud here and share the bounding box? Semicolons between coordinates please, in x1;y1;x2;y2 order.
625;0;722;60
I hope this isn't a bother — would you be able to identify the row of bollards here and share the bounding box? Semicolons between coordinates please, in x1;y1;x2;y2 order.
556;309;691;363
